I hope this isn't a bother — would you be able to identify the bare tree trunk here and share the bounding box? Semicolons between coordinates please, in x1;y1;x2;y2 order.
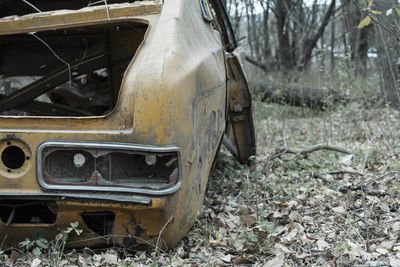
232;0;243;34
245;0;255;58
320;28;326;69
293;0;305;67
260;1;271;65
275;0;294;70
299;0;336;69
330;13;335;72
341;0;370;77
374;0;400;106
249;2;260;58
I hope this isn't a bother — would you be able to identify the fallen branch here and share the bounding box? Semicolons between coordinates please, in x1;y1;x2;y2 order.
251;81;349;109
311;172;335;184
366;170;400;185
272;144;351;159
326;170;365;176
311;170;365;185
338;184;388;197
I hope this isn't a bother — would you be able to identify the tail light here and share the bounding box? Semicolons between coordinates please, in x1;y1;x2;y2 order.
37;142;181;195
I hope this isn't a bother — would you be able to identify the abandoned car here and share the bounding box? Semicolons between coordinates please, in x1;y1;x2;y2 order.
0;0;255;248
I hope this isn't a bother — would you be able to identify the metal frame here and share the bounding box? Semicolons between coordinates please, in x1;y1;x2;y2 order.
37;141;183;196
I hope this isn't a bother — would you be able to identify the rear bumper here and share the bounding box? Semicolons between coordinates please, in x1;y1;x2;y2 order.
0;197;171;248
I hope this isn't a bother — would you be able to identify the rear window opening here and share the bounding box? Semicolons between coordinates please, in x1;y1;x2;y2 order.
0;21;148;117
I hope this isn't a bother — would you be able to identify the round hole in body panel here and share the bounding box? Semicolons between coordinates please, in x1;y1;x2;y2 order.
1;145;25;169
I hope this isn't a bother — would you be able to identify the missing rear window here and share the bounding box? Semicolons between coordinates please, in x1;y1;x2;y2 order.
0;22;147;116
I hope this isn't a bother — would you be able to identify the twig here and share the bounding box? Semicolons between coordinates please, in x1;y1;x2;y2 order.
6;207;15;226
154;216;174;256
290;144;351;155
0;234;7;251
326;170;365;176
352;0;400;41
241;196;292;202
66;234;163;251
385;152;400;159
360;188;370;252
360;152;368;172
311;170;365;187
282;118;288;151
311;172;335;184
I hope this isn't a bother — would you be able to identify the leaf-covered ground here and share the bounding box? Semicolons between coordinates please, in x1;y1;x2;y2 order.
3;101;400;266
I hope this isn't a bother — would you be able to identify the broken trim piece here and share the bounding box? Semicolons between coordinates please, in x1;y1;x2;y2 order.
37;141;182;196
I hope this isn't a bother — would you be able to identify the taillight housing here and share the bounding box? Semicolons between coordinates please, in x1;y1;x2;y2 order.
37;142;181;195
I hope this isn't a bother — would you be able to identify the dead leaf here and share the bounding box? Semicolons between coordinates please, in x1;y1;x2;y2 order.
379;241;394;250
340;154;353;166
332;206;346;214
378;203;390;212
238;205;250;215
78;255;88;267
300;233;312;244
296;252;309;259
177;246;185;258
376;248;389;255
289;210;298;222
393;222;400;232
266;256;284;267
271;226;288;237
9;251;19;263
390;257;400;267
58;260;68;267
137;251;146;261
273;243;294;255
240;215;257;226
293;222;304;233
282;228;297;242
30;258;41;267
220;254;232;263
316;239;330;251
233;256;253;264
232;239;245;251
103;253;118;265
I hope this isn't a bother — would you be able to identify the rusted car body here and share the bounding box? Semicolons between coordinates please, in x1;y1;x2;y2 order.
0;0;255;248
